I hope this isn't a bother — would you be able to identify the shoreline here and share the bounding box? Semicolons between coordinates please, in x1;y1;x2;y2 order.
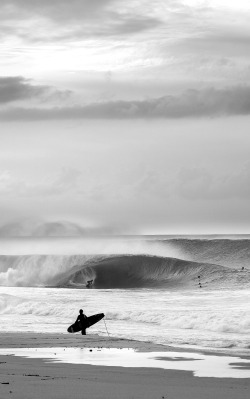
0;332;249;399
0;331;249;359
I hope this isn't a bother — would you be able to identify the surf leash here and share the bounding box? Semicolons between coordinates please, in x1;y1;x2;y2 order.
103;317;110;339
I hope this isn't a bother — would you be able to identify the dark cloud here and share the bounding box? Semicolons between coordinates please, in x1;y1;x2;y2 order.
0;76;70;104
1;85;250;120
0;76;47;103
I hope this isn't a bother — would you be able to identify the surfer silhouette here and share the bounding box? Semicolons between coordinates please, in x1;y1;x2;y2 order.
86;280;93;288
76;309;88;335
197;275;202;288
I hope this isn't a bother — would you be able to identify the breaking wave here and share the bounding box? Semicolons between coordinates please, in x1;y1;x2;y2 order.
0;253;249;289
54;255;248;289
0;237;250;289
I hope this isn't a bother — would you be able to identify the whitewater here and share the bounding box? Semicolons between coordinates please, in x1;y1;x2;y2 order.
0;235;250;355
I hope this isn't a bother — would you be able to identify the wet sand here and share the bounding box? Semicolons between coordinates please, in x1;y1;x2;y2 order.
0;332;249;399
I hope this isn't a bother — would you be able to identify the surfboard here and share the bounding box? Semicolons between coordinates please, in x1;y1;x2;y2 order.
67;313;105;333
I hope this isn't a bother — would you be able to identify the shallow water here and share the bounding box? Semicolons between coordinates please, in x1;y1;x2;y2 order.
0;347;249;378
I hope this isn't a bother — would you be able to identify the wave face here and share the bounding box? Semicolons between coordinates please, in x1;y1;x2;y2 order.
159;238;250;269
0;236;250;289
0;252;249;289
55;255;235;289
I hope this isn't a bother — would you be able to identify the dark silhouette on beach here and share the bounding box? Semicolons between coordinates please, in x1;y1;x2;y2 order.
76;309;88;335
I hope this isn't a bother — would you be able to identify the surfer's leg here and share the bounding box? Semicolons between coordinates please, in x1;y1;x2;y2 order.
81;329;86;335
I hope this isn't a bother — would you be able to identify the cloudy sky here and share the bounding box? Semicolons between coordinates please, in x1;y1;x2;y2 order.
1;0;250;235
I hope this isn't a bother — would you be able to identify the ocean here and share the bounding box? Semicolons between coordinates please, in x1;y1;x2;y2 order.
0;235;250;356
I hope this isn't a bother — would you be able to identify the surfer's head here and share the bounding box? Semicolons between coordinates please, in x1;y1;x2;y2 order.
79;309;83;314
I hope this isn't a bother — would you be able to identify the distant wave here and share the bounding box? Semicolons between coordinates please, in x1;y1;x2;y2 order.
0;253;249;289
158;238;250;269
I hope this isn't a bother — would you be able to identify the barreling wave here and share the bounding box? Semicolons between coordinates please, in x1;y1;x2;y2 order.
0;253;249;289
55;255;250;289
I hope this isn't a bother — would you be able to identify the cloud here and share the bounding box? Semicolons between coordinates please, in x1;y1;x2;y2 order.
0;76;71;104
176;162;250;200
0;0;162;41
176;32;250;58
0;168;82;197
1;85;250;120
1;0;114;22
0;76;47;104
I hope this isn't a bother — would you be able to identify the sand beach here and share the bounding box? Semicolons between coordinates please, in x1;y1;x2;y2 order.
0;332;249;399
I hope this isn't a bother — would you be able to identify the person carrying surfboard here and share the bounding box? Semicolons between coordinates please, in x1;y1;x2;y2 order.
76;309;88;335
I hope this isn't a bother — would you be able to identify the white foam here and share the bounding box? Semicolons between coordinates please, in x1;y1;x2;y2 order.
0;287;250;355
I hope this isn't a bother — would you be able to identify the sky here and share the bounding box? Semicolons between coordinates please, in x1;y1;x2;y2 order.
0;0;250;235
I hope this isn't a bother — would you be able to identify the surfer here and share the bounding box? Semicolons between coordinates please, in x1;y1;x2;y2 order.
197;276;203;288
76;309;88;335
86;280;93;288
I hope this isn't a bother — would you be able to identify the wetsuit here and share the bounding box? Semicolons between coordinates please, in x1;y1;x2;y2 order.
76;313;88;335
